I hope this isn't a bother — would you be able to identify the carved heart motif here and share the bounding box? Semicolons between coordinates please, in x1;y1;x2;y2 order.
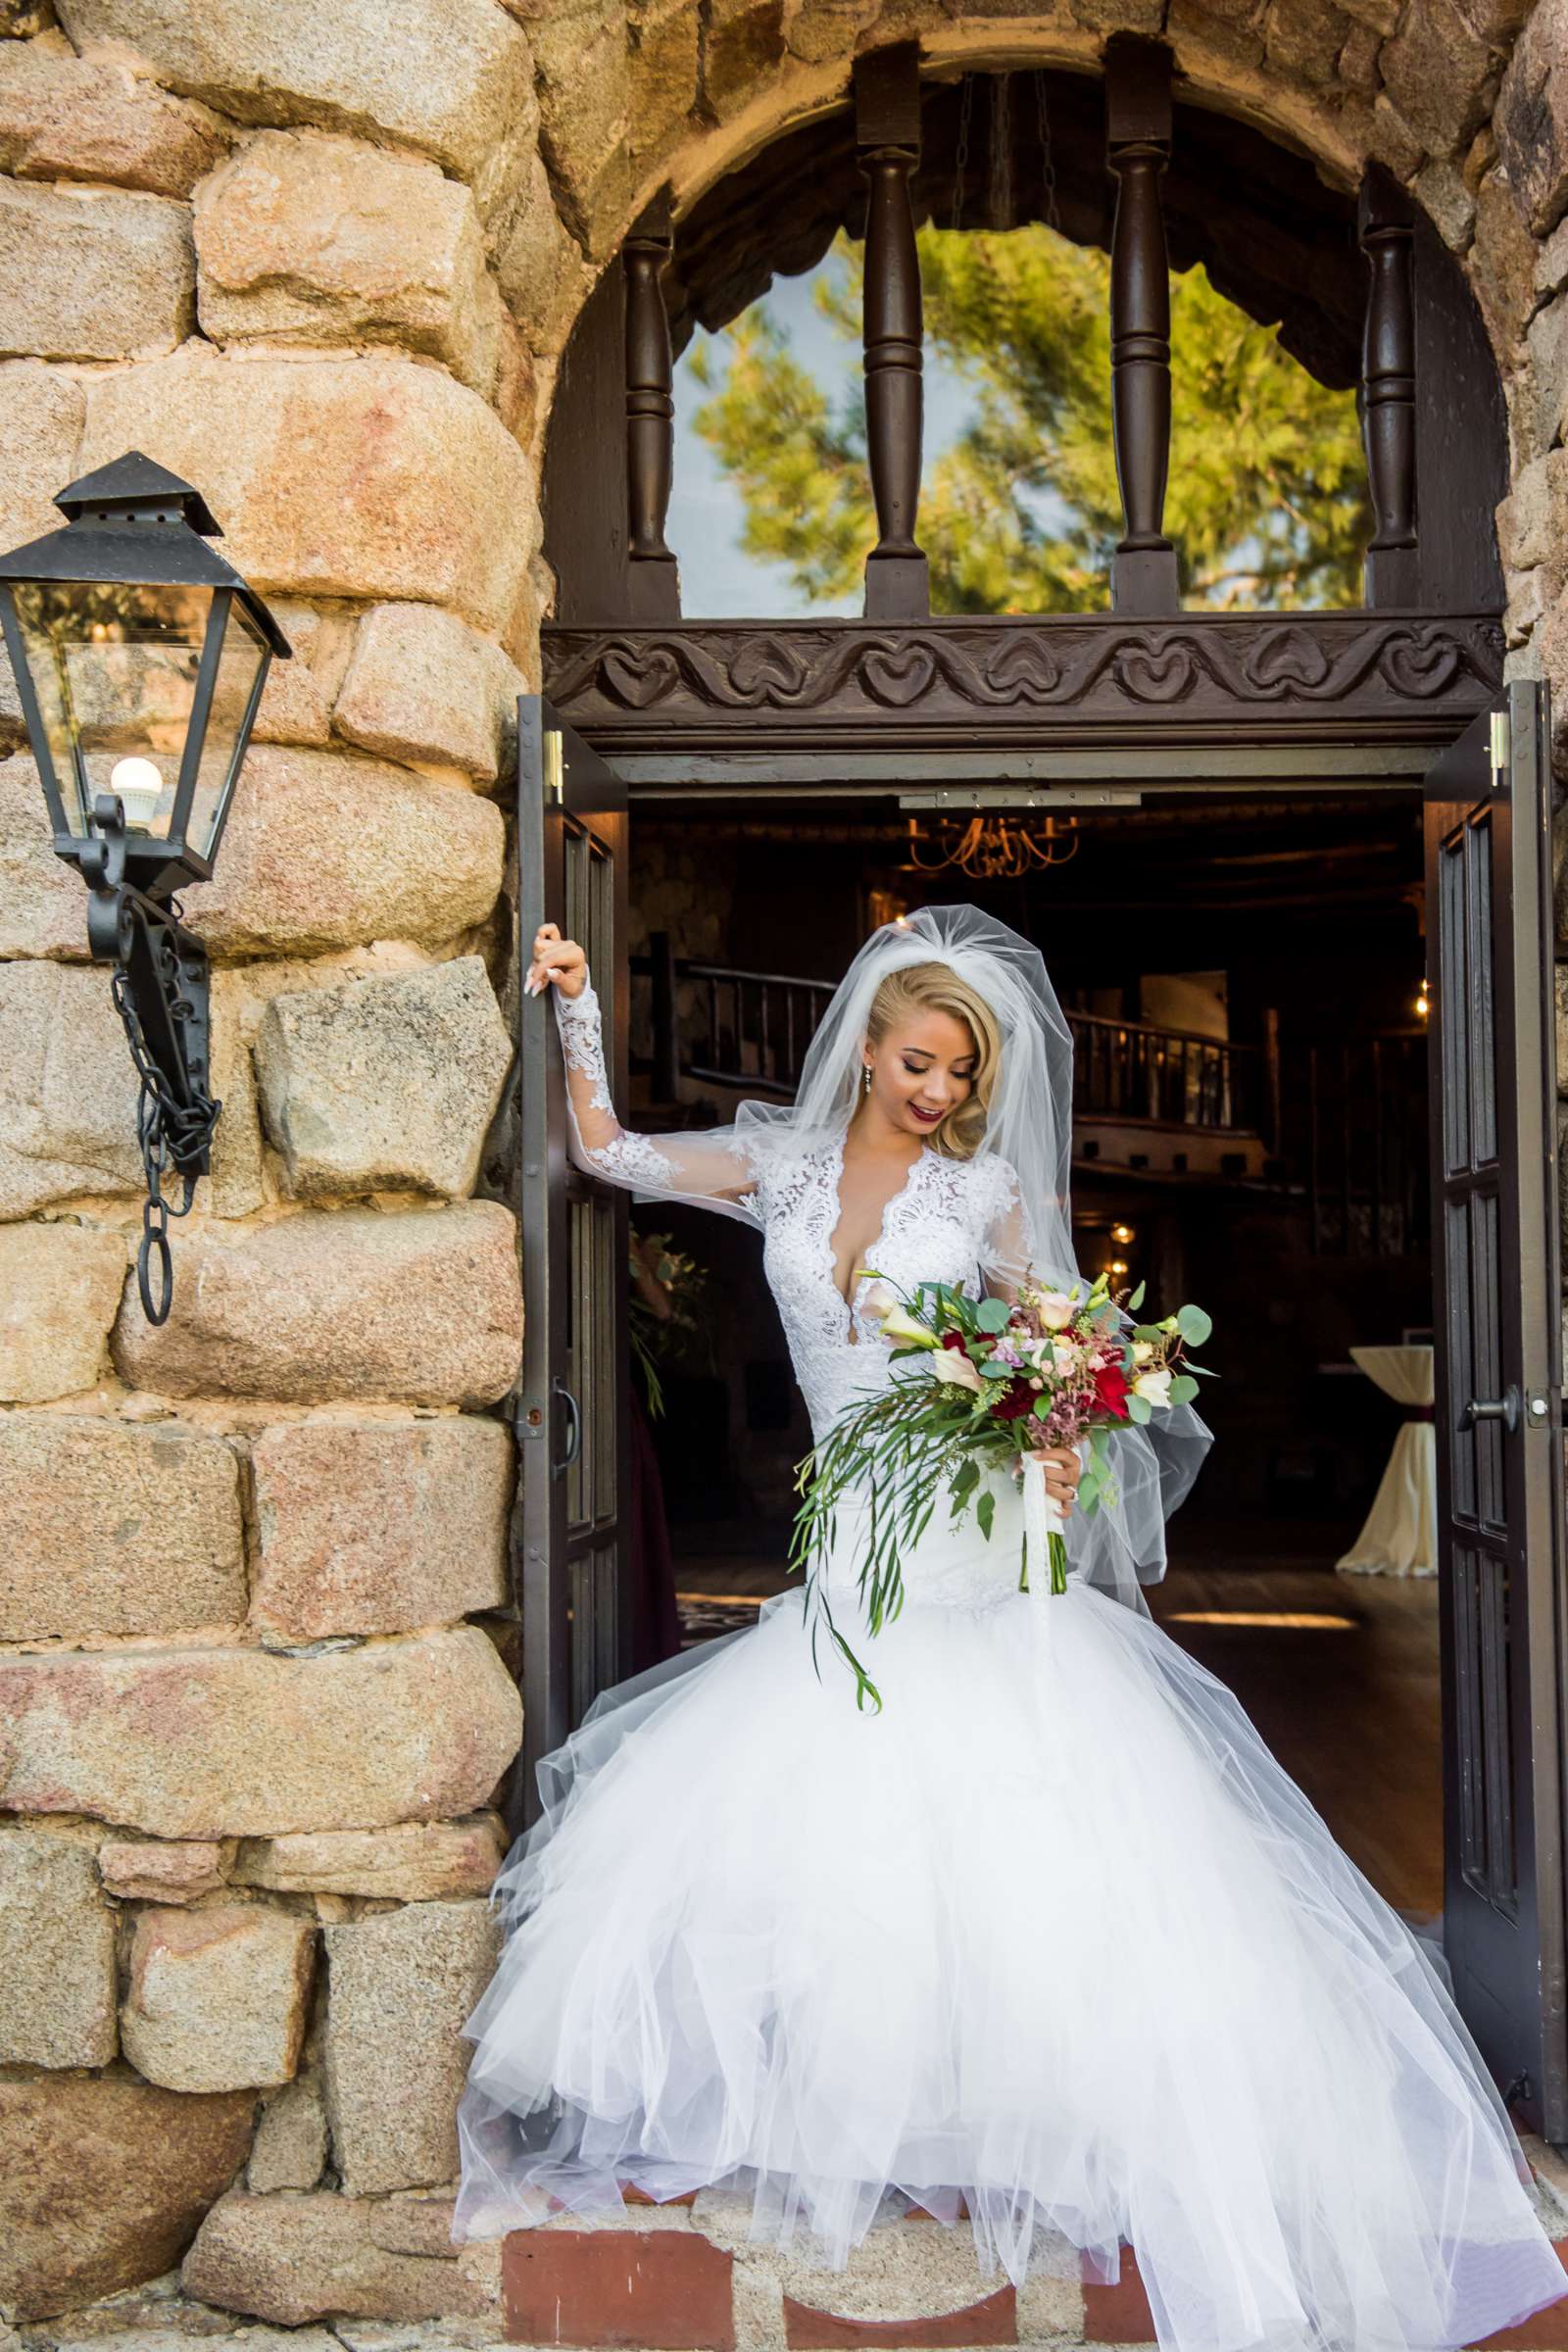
727;642;809;705
601;646;682;709
859;644;937;707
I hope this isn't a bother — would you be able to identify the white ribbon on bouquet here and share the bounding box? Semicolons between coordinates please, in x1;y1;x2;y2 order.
1020;1447;1071;1609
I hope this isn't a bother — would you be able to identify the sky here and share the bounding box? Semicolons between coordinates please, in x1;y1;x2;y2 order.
667;248;982;621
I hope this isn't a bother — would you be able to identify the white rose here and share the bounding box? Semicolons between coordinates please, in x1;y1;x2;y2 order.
1132;1367;1173;1409
1037;1291;1076;1332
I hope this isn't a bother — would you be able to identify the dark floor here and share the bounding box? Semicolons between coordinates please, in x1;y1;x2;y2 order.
673;1515;1443;1919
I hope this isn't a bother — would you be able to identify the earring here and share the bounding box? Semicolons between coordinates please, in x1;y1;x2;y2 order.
862;1064;872;1097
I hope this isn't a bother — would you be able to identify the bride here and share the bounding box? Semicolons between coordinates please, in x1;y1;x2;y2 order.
454;904;1566;2352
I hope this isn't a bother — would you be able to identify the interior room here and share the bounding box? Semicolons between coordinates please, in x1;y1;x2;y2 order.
623;785;1441;1918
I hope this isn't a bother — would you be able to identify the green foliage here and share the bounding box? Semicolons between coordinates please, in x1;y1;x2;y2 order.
690;225;1369;613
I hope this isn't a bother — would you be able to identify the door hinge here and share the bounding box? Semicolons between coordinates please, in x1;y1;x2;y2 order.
543;728;565;807
1489;708;1510;785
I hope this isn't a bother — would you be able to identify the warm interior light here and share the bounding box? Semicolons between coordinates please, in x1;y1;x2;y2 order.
109;755;166;828
1166;1610;1358;1630
1110;1222;1135;1245
1415;980;1429;1019
1108;1257;1129;1277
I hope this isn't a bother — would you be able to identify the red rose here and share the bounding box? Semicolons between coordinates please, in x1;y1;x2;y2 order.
1094;1363;1131;1420
941;1330;969;1354
991;1380;1036;1422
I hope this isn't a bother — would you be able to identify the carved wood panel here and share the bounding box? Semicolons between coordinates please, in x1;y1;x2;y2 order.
543;612;1504;758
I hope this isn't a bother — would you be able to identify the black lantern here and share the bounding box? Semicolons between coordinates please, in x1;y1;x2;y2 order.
0;451;290;1322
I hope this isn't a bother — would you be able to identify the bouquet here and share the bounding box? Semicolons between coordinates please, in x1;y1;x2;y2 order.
789;1267;1212;1708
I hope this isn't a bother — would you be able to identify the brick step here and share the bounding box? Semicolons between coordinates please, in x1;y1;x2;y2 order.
501;2169;1568;2352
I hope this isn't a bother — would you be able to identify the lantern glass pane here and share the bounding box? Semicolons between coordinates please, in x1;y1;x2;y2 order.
9;580;216;843
187;597;269;862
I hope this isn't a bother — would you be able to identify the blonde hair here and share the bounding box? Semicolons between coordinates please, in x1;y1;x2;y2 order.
864;960;1002;1160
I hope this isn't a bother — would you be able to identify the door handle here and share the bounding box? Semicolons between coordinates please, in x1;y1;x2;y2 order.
1463;1387;1521;1434
553;1380;581;1475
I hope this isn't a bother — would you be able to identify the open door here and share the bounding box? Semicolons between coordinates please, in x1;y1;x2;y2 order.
1425;677;1567;2136
513;697;632;1829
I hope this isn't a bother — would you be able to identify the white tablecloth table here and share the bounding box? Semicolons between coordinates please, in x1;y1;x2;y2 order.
1335;1345;1438;1579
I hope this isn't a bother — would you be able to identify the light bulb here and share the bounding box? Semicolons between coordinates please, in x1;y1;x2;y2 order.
1415;983;1429;1019
1110;1222;1135;1245
109;757;165;828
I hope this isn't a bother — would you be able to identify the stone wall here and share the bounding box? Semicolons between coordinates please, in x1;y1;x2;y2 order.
0;0;1566;2333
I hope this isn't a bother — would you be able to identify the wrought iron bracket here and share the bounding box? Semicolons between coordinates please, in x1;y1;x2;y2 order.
82;793;221;1325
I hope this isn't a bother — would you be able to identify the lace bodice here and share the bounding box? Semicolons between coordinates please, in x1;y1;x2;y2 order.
554;981;1019;1442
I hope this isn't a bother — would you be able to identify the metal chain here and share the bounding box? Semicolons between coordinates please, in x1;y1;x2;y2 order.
110;921;220;1325
951;73;974;232
1035;70;1061;233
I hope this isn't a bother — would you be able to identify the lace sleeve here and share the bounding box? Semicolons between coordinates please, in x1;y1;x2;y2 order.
977;1153;1047;1301
553;981;763;1224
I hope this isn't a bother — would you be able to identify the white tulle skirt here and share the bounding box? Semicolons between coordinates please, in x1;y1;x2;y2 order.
454;1489;1566;2352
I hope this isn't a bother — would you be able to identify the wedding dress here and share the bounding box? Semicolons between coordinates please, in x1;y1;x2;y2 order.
454;913;1567;2352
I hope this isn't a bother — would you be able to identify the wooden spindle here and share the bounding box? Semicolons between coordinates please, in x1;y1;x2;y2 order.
1358;168;1418;608
856;43;929;619
624;188;680;620
1105;37;1178;613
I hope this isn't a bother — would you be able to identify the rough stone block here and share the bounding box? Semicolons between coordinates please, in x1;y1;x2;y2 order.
234;1815;505;1902
334;601;522;781
533;0;630;254
0;2070;257;2322
0;1624;523;1838
0;178;193;360
0;751;92;957
0;360;85;554
1496;449;1568;577
112;1200;521;1405
1526;292;1568;463
98;1837;226;1903
1379;0;1493;155
195;131;504;398
176;744;505;958
0;1412;244;1640
323;1897;502;2194
251;601;339;749
627;0;700;172
0;1825;118;2067
0;1218;127;1403
254;959;514;1202
248;2072;329;2192
1498;0;1568;236
55;0;533;184
122;1904;317;2092
1474;166;1542;362
491;145;592;354
79;337;537;635
249;1415;511;1640
0;958;145;1216
0;44;227;193
181;2189;502;2327
701;0;785;116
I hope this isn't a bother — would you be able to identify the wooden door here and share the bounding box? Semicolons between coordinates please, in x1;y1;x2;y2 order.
1425;678;1567;2135
514;697;632;1830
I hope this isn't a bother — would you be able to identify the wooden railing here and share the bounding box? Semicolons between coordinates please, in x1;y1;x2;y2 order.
630;942;1431;1256
633;939;1263;1135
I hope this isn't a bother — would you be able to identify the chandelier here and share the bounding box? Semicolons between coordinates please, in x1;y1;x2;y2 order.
904;811;1080;880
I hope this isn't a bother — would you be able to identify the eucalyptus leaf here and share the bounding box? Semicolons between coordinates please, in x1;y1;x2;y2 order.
1125;1392;1152;1425
975;1297;1010;1333
1169;1374;1200;1405
1176;1303;1213;1347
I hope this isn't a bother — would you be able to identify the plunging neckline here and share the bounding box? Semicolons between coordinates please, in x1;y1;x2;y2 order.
823;1133;931;1337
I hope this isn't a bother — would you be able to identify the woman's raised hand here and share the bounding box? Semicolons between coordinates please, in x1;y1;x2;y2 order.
525;921;588;1000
